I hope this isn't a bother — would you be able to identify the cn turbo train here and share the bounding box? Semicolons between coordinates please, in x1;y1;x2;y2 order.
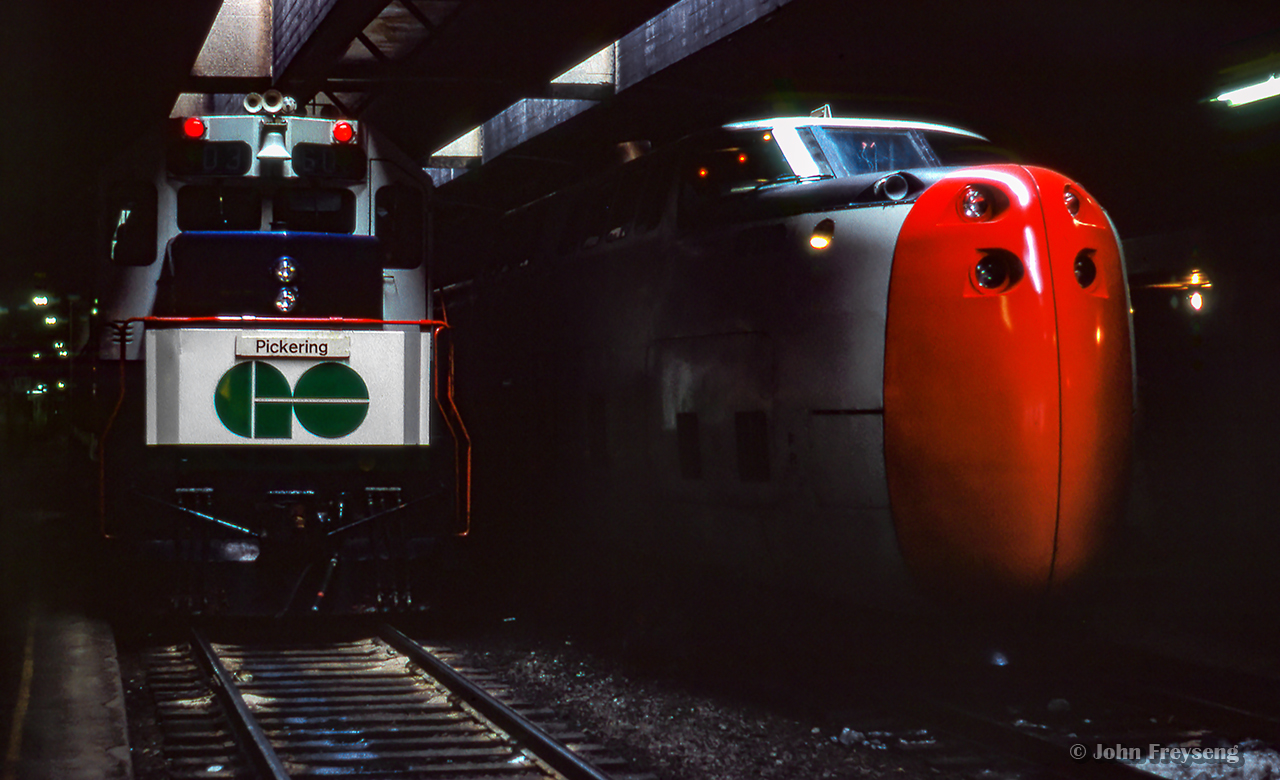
82;92;466;614
437;115;1134;611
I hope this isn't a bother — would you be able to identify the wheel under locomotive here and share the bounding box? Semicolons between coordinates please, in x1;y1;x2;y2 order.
438;116;1134;614
83;95;465;615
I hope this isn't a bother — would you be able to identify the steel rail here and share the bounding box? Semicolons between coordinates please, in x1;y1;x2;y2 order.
906;695;1154;780
380;624;613;780
188;630;292;780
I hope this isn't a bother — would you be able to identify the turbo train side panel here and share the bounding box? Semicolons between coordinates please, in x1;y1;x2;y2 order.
442;117;1134;613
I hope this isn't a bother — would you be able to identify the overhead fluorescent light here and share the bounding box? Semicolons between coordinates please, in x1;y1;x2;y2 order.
1215;74;1280;107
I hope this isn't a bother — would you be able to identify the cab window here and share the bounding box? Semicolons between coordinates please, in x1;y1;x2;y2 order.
106;182;158;266
176;185;261;231
272;188;355;233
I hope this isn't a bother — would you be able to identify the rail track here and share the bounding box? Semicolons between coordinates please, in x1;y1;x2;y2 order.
120;615;1280;779
124;624;649;780
824;637;1280;779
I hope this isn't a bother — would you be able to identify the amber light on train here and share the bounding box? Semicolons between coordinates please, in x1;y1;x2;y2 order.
809;218;835;250
182;117;206;139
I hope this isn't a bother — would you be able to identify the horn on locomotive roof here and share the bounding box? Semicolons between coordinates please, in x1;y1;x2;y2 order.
244;90;299;116
262;89;286;114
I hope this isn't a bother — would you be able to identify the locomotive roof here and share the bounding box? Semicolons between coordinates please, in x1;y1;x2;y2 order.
724;117;988;141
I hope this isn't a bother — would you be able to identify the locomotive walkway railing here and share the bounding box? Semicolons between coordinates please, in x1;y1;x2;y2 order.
97;315;470;539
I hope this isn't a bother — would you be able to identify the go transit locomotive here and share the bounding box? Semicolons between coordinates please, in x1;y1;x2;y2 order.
84;92;467;614
438;115;1135;612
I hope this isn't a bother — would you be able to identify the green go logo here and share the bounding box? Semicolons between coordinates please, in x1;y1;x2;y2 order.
214;361;369;439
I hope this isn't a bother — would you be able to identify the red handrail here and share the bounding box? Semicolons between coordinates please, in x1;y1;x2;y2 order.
97;315;471;538
130;315;449;328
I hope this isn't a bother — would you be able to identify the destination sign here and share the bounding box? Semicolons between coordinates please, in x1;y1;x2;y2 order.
235;333;351;359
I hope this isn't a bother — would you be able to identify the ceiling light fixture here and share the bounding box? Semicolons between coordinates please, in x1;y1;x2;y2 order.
1215;74;1280;107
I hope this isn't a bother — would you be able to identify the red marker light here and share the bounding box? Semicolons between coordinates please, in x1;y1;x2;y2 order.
333;121;355;144
182;117;205;139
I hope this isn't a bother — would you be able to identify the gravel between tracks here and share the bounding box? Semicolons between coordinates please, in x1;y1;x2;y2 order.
451;634;960;780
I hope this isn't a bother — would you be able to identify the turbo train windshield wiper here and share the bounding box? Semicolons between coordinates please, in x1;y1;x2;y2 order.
730;173;835;194
773;173;836;183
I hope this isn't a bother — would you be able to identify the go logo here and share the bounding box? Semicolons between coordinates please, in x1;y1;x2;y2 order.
214;361;369;439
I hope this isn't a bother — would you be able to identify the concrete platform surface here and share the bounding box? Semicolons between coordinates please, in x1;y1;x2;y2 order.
3;607;131;780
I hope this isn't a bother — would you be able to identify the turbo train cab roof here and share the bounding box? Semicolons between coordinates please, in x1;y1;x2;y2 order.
722;116;1007;180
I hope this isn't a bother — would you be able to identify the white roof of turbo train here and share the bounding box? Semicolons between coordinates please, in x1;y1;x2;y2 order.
724;116;988;141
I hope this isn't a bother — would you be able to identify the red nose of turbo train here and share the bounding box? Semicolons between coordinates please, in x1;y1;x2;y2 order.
884;165;1133;600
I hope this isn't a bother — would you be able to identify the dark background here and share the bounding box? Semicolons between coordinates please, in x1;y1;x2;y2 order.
2;1;1278;292
1;0;1279;638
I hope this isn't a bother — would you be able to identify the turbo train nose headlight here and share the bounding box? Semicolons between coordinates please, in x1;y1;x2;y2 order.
958;185;994;220
974;256;1008;288
1074;250;1097;288
1064;186;1082;218
971;249;1023;293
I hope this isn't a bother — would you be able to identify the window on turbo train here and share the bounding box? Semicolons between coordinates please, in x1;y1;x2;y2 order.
633;152;675;234
690;135;791;194
679;132;791;226
920;130;1019;166
604;162;646;241
819;130;930;175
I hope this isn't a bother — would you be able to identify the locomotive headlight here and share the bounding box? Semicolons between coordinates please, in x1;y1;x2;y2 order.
275;256;297;283
1063;186;1081;218
275;287;298;313
809;218;835;250
958;185;993;220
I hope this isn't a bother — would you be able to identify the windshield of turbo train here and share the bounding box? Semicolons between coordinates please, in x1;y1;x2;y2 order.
808;126;1012;176
726;119;1013;181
